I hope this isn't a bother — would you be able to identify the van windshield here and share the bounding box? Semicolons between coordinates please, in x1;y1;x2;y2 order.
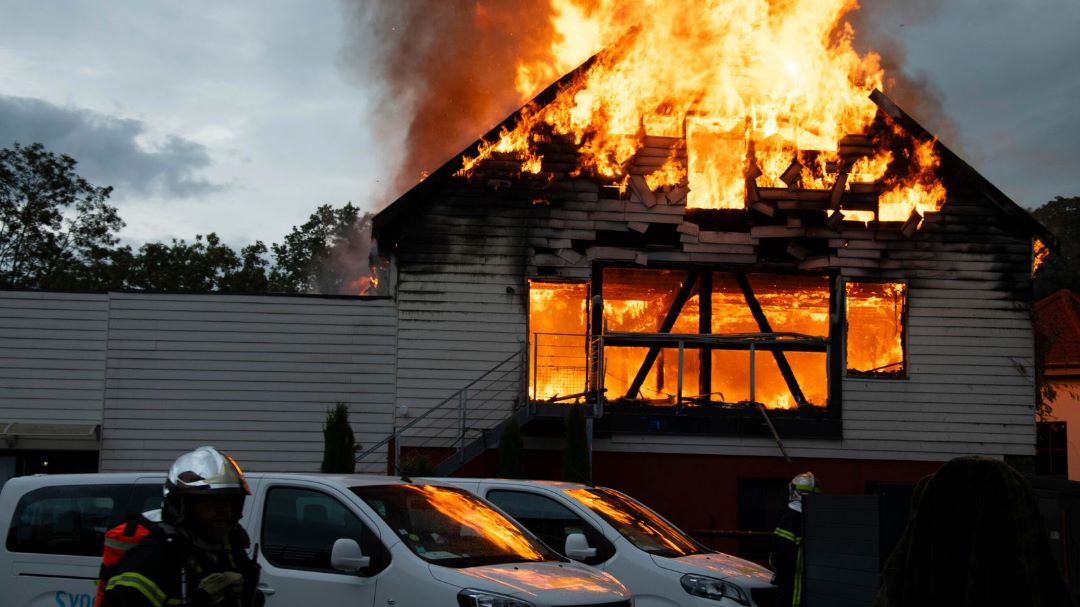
352;484;559;568
564;488;705;557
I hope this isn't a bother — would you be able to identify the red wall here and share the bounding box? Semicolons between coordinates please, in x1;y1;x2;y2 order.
453;448;943;555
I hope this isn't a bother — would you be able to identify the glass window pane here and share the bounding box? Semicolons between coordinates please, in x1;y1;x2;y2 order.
6;484;133;556
262;487;387;574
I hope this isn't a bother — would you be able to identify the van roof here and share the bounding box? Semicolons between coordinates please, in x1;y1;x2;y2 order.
420;478;595;491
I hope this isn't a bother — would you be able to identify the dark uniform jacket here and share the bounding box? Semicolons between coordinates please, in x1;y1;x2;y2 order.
771;506;804;607
100;523;262;607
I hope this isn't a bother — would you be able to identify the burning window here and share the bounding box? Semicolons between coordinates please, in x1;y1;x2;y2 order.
529;280;589;401
600;269;830;410
845;282;906;377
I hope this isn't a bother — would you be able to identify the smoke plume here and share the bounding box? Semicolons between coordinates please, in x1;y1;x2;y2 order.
341;1;560;202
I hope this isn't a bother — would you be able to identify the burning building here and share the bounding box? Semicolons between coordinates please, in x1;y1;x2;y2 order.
369;0;1052;552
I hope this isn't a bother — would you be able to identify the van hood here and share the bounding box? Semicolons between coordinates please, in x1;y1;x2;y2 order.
652;552;774;585
429;560;630;602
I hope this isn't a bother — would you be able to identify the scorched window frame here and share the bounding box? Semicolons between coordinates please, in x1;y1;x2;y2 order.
841;278;909;380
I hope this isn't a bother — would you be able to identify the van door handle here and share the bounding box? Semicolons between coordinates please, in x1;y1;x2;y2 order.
257;583;276;596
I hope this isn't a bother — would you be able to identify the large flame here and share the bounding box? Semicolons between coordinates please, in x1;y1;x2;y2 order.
409;486;544;560
457;0;943;217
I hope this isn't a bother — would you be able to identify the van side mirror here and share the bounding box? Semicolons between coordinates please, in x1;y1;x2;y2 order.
331;538;371;572
564;533;596;560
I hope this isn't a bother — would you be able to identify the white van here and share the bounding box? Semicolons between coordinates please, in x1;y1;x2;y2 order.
438;479;777;607
0;473;632;607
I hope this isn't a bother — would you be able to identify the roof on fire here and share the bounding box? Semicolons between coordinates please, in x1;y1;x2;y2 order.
372;55;1051;244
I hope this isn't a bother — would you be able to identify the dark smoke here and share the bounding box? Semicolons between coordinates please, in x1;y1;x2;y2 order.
851;0;959;147
340;1;559;203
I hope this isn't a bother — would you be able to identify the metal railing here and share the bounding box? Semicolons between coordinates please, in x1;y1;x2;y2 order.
355;348;526;474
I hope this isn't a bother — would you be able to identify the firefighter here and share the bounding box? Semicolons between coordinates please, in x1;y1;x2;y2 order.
770;471;819;607
101;446;264;607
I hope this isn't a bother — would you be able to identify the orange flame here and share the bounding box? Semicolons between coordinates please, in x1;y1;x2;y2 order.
1033;238;1050;275
878;137;946;222
409;486;543;560
455;0;945;223
845;282;905;374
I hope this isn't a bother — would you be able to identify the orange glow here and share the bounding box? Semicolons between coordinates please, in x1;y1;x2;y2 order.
879;137;946;221
454;0;944;226
348;273;379;296
529;281;589;400
464;567;618;595
565;488;698;556
845;282;905;375
409;486;544;560
1033;237;1050;276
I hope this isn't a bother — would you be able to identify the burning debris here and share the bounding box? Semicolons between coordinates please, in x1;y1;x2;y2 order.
454;0;946;225
371;1;1047;416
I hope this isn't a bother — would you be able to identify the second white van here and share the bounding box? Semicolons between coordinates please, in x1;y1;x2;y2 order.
438;479;777;607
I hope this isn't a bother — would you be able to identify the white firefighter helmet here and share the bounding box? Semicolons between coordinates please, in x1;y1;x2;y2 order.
788;471;820;502
163;446;249;523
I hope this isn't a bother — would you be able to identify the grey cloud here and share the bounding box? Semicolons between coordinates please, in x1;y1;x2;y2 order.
0;95;221;198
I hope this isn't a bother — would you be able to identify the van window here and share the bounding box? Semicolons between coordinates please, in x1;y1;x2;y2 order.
352;484;560;568
564;488;706;557
487;489;615;565
261;487;389;575
6;483;161;556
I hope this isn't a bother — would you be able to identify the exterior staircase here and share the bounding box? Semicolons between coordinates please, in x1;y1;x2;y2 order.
355;348;533;475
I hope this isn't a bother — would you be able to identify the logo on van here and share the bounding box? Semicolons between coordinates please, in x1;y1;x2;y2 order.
55;592;93;607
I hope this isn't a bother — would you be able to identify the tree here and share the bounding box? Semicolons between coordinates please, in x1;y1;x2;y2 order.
498;418;525;478
0;143;122;288
1032;196;1080;299
123;234;272;293
270;203;376;294
321;402;357;473
562;405;590;483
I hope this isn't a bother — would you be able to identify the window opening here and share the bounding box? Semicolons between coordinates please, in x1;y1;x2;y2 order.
528;280;589;401
845;282;906;377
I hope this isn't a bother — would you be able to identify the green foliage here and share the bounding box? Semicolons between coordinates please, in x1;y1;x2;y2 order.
399;452;436;477
270;204;375;294
0;143;121;288
562;405;590;483
498;418;525;479
321;402;357;474
1032;196;1080;299
1;141;380;295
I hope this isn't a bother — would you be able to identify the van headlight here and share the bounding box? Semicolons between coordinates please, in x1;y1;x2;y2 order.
679;574;749;605
457;588;536;607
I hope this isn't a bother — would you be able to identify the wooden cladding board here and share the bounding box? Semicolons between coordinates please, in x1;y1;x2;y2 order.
98;293;397;472
393;193;529;440
397;150;1039;461
0;291;109;430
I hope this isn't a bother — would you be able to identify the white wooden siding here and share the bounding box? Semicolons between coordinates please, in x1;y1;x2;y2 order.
385;148;1038;463
0;291;108;433
392;194;529;445
0;291;397;472
99;293;396;472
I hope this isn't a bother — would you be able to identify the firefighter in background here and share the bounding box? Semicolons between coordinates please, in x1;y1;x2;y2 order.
101;446;264;607
770;472;820;607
